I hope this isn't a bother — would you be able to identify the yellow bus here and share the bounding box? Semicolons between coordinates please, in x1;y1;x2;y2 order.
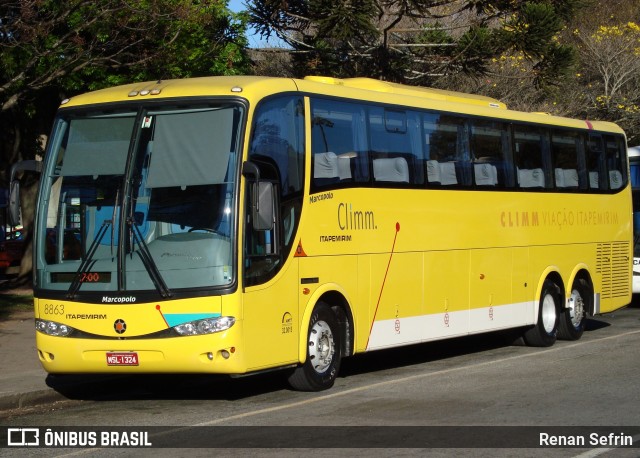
11;76;632;391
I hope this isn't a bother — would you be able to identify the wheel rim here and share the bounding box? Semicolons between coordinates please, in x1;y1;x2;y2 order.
541;293;557;334
308;320;335;374
568;288;585;328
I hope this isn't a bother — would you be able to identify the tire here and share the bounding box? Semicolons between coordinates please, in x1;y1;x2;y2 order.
288;303;342;391
523;279;560;347
557;278;588;341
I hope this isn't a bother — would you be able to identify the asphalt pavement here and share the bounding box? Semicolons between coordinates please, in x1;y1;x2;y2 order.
0;300;64;413
0;286;117;414
1;284;639;417
0;300;134;417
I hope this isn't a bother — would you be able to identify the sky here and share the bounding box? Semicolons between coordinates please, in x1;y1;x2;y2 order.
228;0;284;48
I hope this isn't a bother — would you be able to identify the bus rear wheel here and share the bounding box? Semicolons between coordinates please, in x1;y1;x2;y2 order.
523;279;560;347
558;279;588;341
288;303;342;391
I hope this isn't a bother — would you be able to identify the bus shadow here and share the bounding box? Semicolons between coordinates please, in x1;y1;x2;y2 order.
45;330;517;403
45;317;614;402
585;317;611;331
340;317;612;379
339;330;519;379
628;295;640;308
45;370;291;403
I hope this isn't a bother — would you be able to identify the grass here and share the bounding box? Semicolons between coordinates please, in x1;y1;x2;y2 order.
0;293;34;320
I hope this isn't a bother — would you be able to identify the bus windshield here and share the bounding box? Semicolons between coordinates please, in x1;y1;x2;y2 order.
36;103;243;295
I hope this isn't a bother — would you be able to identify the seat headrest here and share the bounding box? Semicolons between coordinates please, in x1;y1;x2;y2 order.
373;157;409;183
314;152;338;178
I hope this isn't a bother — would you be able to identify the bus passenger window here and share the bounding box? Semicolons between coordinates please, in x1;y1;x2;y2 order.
470;120;510;187
368;107;423;185
587;135;605;190
423;114;466;186
370;108;410;154
514;126;547;189
310;98;369;187
551;131;581;190
604;135;627;190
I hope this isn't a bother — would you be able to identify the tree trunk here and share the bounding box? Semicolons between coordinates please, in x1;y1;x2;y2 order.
16;179;38;285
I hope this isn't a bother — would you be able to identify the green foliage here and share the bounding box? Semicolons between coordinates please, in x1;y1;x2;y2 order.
532;42;576;85
0;0;250;178
309;0;378;41
417;23;455;47
248;0;310;40
456;26;497;74
502;2;564;58
249;0;584;87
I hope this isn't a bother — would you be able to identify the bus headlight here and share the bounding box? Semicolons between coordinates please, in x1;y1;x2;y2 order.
174;316;235;336
35;319;74;337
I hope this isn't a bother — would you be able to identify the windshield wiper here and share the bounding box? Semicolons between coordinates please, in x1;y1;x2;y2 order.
128;217;172;298
66;220;111;299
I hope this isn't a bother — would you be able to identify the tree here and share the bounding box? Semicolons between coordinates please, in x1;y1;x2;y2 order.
0;0;250;284
248;0;585;86
571;22;640;143
1;0;249;166
438;0;639;146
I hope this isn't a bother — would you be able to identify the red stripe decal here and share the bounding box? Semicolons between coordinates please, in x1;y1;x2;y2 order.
366;222;400;350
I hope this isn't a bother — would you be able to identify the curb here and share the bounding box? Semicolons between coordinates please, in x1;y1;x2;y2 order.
0;374;129;415
0;388;71;413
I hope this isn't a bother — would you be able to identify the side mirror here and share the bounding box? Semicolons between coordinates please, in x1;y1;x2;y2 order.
242;161;275;231
253;181;275;231
8;160;43;226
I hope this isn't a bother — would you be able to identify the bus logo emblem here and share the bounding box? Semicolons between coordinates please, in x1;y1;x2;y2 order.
114;319;127;334
281;312;293;334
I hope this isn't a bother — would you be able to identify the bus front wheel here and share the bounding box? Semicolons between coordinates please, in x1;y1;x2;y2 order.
288;303;342;391
523;279;560;347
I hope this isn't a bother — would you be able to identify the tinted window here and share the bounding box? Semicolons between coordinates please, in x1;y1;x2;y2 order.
311;99;369;188
246;96;305;285
470;120;511;187
551;131;583;189
514;125;548;189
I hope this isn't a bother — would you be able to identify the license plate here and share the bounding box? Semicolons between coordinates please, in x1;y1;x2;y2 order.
106;352;139;366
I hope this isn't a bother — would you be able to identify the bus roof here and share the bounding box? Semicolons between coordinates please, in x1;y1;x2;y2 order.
59;76;299;108
302;76;507;109
60;75;624;134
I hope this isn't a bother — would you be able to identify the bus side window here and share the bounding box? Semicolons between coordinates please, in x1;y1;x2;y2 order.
551;131;582;190
604;134;627;190
310;99;368;188
424;114;466;187
587;134;606;190
369;108;420;185
470;119;510;188
514;125;548;189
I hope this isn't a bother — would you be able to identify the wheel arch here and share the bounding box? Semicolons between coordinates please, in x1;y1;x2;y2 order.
298;284;355;363
533;268;565;320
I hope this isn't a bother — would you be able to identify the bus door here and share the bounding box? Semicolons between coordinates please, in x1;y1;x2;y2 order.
242;229;300;370
241;95;305;371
